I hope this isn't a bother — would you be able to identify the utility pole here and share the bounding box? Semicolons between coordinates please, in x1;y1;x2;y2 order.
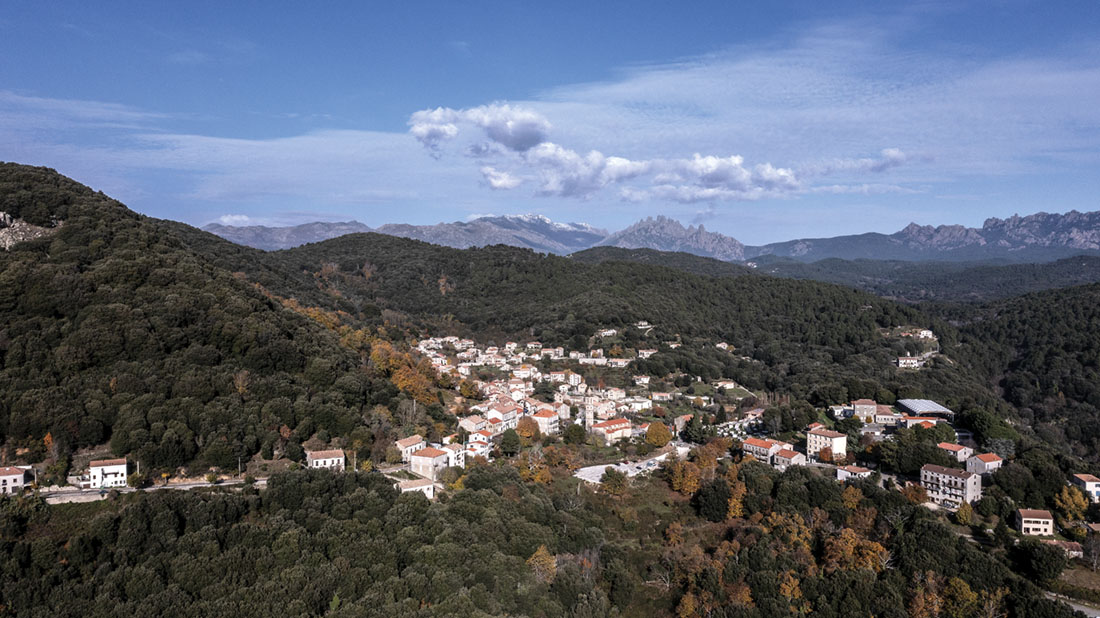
238;457;242;477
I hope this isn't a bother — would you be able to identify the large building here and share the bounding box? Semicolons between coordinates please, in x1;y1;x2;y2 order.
806;427;847;461
920;464;982;508
305;449;346;472
89;458;128;489
395;435;426;462
896;399;955;420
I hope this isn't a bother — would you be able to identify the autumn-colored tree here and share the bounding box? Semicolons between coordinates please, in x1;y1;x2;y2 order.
358;459;374;473
818;447;834;463
527;545;557;583
901;483;929;505
677;592;699;618
516;417;541;446
943;577;978;618
602;467;628;498
727;480;747;518
1054;485;1089;522
646;422;672;448
824;528;889;573
955;502;973;526
908;571;944;618
233;370;251;402
665;521;684;546
532;466;552;485
849;506;878;535
458;380;481;400
392;365;434;405
842;485;864;510
778;570;804;613
977;587;1009;618
667;460;701;495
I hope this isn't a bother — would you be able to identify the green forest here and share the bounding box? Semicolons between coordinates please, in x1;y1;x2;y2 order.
0;463;1082;618
3;163;1100;617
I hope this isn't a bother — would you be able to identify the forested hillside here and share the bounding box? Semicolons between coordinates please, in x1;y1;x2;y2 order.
260;232;1011;412
0;464;1078;618
0;164;413;480
953;283;1100;461
755;256;1100;303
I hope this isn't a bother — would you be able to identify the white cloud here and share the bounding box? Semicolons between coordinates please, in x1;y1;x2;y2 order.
408;103;550;153
217;214;252;225
480;166;522;190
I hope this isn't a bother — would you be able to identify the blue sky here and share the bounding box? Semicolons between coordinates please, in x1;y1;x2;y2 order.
2;1;1099;244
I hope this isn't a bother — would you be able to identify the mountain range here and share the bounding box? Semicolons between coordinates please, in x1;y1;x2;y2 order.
204;210;1100;263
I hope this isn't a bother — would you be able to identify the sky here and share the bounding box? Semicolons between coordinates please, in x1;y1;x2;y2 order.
2;1;1099;244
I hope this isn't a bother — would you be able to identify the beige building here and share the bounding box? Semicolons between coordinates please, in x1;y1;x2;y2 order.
395;478;435;499
409;447;450;481
920;464;982;507
591;418;632;444
806;427;847;461
772;449;806;472
1017;509;1055;536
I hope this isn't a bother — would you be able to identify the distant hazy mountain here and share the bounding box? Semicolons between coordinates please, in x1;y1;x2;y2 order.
376;214;607;254
202;221;372;250
745;210;1100;262
597;216;746;261
204;209;1100;263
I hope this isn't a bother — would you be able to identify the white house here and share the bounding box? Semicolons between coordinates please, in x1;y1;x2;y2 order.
1072;473;1100;503
637;349;657;359
395;478;435;499
443;443;466;469
837;465;872;482
966;452;1003;475
395;435;427;462
305;449;346;472
410;447;450;481
851;399;877;423
89;458;128;489
937;442;974;463
532;409;560;436
0;467;28;495
897;357;923;368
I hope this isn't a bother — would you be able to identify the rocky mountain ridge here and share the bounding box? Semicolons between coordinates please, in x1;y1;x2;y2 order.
203;209;1100;263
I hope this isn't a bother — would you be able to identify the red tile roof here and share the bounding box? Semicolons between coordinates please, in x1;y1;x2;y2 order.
974;453;1002;463
0;467;26;476
90;458;127;468
937;442;966;452
411;447;448;459
1018;509;1053;520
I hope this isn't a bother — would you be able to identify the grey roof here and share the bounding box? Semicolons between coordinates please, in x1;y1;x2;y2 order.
896;399;954;415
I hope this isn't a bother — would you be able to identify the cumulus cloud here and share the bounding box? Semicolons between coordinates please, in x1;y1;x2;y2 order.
480;166;523;190
408;103;550;153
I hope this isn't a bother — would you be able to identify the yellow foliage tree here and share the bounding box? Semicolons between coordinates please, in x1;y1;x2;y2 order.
1055;485;1089;522
943;576;978;618
646;422;672;448
841;486;864;510
527;545;557;583
727;480;747;519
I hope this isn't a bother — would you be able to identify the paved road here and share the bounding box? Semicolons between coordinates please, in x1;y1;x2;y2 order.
41;478;268;504
1046;592;1100;617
